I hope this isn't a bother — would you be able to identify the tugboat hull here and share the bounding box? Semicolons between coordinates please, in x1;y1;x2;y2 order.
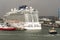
49;32;57;34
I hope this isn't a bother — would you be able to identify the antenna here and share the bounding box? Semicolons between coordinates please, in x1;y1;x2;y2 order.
58;8;60;20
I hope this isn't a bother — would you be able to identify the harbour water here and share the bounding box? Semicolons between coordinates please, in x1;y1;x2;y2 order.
0;27;60;40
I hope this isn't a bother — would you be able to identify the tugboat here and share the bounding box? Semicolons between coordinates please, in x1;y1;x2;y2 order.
49;27;57;34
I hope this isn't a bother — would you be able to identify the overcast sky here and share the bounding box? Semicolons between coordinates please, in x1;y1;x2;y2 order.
0;0;60;17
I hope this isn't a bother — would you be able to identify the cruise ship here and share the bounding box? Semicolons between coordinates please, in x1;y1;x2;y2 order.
4;5;42;30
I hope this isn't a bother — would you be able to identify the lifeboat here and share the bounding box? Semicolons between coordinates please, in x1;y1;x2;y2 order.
49;27;57;34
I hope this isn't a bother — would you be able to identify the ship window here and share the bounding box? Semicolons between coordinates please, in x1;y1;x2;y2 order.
28;25;33;27
34;25;39;27
28;14;32;22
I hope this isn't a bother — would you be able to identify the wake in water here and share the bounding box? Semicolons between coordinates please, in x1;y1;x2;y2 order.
41;34;60;37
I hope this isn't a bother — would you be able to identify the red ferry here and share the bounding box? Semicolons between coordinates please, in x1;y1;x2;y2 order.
0;24;16;31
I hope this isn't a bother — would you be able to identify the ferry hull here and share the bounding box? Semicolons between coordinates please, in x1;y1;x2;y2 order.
0;27;16;31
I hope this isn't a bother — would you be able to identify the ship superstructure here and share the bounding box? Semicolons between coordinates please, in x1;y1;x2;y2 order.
4;6;41;30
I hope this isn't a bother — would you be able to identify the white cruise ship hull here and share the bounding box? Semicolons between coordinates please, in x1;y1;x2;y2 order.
24;27;41;30
24;22;42;30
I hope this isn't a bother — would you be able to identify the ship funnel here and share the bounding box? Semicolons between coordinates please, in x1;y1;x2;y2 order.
14;8;17;11
29;7;34;13
11;9;14;11
19;5;27;10
26;7;28;9
30;7;34;10
30;7;32;9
